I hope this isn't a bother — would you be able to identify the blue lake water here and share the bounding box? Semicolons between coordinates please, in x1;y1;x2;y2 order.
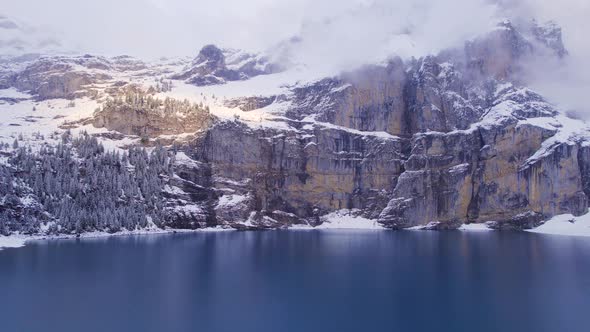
1;230;589;332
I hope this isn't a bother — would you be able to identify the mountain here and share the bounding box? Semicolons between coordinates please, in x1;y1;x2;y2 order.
1;18;589;235
171;45;280;86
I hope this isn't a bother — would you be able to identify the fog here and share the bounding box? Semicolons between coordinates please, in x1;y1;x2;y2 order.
507;0;590;114
3;0;589;113
0;0;515;59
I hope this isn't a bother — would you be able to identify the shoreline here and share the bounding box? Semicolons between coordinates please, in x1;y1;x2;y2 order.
0;227;233;251
2;213;590;251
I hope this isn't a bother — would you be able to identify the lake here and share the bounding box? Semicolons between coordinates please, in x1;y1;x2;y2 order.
1;230;589;332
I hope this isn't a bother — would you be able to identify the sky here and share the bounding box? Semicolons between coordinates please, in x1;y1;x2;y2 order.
1;0;581;58
1;0;587;59
2;0;589;112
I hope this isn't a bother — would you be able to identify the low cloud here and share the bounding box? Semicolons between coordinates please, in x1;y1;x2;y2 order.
3;0;589;114
503;0;590;115
2;0;498;60
280;0;498;74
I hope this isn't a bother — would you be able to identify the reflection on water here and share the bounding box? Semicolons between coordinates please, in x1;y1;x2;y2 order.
1;230;589;332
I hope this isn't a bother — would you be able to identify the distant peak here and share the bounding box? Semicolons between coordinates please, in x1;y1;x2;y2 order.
198;44;223;57
495;19;515;31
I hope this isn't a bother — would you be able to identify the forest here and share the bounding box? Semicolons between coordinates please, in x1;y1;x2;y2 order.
0;132;175;236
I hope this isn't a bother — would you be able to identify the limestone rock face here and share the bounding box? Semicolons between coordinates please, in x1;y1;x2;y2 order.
93;105;212;137
287;57;489;138
92;92;213;137
191;121;405;223
161;158;217;229
160;20;588;230
374;77;573;229
378;130;481;229
377;122;588;230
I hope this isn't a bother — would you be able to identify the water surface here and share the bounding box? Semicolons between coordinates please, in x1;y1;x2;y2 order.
1;230;589;332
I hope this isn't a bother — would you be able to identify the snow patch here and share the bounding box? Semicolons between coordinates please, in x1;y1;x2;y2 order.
1;227;236;251
0;236;27;250
521;114;590;168
301;115;401;140
527;212;590;237
301;210;386;230
174;152;203;168
217;194;248;208
458;223;493;232
449;163;470;174
0;88;31;99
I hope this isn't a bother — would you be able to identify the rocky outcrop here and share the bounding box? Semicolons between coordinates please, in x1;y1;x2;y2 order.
161;156;218;229
110;55;147;72
93;105;213;137
1;53;153;100
8;55;112;100
93;93;213;137
225;95;286;112
531;20;568;57
172;45;278;86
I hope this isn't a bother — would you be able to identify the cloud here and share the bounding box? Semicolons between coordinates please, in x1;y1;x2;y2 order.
280;0;499;74
2;0;499;60
473;0;590;115
3;0;315;57
1;1;586;59
2;0;589;115
496;0;590;115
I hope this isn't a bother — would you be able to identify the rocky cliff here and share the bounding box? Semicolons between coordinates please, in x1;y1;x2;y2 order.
1;19;589;233
157;20;589;230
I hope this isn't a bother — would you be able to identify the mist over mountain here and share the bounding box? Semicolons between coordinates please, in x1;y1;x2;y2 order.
3;0;587;60
3;0;589;117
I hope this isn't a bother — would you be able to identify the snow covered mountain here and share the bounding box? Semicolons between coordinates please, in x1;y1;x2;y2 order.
1;16;590;236
172;45;280;86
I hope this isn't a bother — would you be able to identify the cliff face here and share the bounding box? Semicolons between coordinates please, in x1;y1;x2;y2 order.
93;101;213;137
182;104;588;230
156;21;589;230
378;123;587;230
190;121;405;226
